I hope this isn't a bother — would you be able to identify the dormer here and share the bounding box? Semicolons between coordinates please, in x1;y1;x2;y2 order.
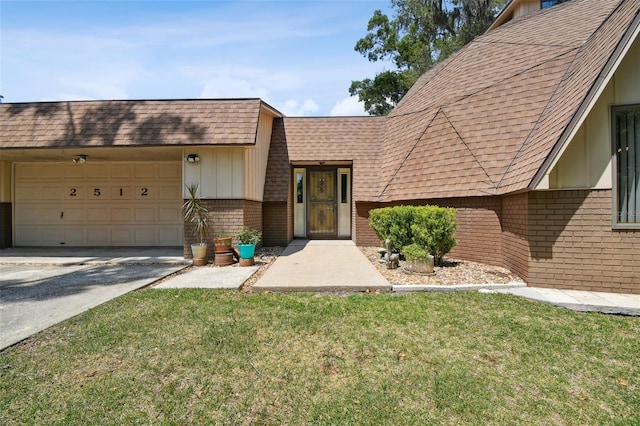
488;0;570;31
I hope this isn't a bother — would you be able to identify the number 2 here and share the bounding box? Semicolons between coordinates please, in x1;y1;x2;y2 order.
69;188;77;197
141;188;148;196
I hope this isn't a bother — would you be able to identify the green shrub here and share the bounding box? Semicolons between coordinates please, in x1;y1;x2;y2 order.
369;205;457;265
410;206;457;265
402;243;431;261
369;206;416;250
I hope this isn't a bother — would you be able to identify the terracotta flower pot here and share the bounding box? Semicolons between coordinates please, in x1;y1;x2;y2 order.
214;237;233;254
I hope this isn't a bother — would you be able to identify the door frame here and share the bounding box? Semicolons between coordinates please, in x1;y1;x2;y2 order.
306;167;338;239
292;165;352;240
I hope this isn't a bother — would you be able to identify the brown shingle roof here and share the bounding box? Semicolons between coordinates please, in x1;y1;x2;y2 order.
263;116;386;202
0;99;275;148
380;0;639;201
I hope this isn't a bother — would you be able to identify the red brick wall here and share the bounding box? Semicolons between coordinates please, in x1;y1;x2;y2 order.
354;202;384;246
501;193;530;282
183;199;263;259
242;200;263;233
438;197;502;267
354;197;503;267
528;189;640;294
263;201;290;246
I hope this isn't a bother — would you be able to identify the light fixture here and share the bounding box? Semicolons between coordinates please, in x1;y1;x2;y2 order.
73;154;88;164
185;154;200;163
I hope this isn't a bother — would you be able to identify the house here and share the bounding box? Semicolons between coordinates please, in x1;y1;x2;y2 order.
1;0;639;294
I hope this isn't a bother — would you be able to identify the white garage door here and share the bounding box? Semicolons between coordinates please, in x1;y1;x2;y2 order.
14;162;183;246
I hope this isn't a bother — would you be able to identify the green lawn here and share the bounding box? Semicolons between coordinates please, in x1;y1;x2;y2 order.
1;290;638;425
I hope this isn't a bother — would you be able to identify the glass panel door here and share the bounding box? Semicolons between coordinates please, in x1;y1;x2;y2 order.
307;170;336;237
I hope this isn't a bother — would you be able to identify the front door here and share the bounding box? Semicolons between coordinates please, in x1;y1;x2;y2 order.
307;169;337;238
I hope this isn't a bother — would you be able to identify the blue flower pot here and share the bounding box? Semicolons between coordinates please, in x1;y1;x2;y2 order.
238;244;256;259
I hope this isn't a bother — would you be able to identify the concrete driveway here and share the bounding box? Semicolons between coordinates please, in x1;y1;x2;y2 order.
0;248;188;350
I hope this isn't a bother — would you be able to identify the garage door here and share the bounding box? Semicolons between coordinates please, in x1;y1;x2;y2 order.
14;162;183;246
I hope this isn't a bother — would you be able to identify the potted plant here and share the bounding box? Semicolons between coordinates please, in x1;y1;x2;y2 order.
182;182;209;266
236;227;262;266
402;243;434;275
214;232;233;255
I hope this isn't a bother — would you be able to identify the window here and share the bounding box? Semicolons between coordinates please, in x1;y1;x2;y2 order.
296;172;304;204
340;173;348;204
613;105;640;226
541;0;569;9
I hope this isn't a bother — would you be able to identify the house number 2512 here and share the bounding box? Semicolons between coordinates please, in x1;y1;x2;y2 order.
68;187;150;197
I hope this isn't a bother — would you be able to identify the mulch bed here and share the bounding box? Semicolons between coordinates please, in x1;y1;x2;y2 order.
240;246;523;293
359;246;523;286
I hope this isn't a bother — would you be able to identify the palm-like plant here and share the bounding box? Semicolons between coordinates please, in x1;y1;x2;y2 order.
183;183;209;244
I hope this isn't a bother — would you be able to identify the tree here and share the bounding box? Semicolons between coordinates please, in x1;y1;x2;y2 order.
351;0;507;116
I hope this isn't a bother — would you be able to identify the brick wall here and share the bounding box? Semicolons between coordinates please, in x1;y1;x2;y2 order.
436;197;502;267
354;197;503;267
242;200;263;232
183;199;262;259
263;201;291;246
354;202;384;246
528;189;640;294
501;193;530;282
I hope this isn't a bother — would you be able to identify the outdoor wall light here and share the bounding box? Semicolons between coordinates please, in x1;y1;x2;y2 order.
73;154;88;164
185;154;200;163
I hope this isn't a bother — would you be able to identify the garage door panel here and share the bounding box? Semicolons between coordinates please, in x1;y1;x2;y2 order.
111;229;132;244
15;185;42;201
63;166;84;179
40;165;63;180
62;208;85;222
65;186;86;200
16;165;41;180
135;208;155;222
87;165;109;179
111;208;132;222
14;206;40;223
158;184;180;200
135;228;155;244
159;227;182;245
87;229;109;244
110;186;132;200
135;164;155;178
158;207;180;222
111;164;132;178
41;186;64;201
87;208;109;222
159;163;181;179
134;185;154;200
15;161;182;247
64;229;85;244
40;207;64;224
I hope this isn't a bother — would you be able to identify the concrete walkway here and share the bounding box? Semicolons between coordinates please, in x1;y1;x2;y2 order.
252;240;391;292
491;287;640;316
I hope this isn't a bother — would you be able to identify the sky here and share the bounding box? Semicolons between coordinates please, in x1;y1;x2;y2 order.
0;0;395;116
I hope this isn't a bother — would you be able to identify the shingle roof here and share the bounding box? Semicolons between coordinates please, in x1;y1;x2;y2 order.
0;99;276;148
379;0;640;201
263;117;386;202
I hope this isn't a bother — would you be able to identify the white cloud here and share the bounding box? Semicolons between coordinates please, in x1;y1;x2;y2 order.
199;74;270;99
276;99;320;116
330;96;367;116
